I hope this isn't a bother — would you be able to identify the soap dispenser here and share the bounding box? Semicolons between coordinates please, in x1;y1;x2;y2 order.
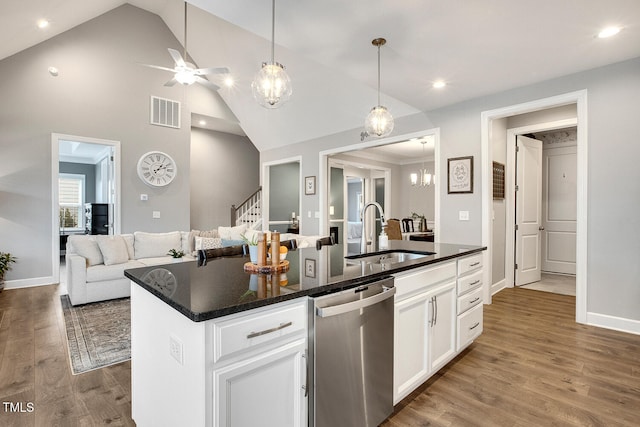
379;229;389;249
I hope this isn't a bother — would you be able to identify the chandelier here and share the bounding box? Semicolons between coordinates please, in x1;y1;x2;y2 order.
364;38;394;137
251;0;292;108
410;141;433;187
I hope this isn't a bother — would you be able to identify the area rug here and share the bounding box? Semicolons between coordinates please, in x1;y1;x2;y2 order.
60;295;131;374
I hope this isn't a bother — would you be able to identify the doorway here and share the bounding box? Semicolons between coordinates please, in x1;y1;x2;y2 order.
51;133;121;286
262;157;302;233
481;90;587;323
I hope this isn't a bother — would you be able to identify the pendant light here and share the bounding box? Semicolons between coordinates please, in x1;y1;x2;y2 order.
364;38;394;138
411;141;433;187
251;0;292;108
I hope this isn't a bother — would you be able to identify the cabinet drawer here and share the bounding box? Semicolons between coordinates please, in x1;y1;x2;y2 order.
212;300;307;363
394;261;456;300
457;254;483;276
457;270;483;296
457;303;483;351
457;286;482;315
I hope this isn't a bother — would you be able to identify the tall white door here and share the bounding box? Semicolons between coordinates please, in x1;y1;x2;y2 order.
542;146;577;274
515;135;543;286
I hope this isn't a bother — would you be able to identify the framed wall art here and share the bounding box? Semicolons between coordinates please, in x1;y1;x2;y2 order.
447;156;474;194
305;176;316;195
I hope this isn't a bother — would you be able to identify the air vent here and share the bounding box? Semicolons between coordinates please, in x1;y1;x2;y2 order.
150;96;181;129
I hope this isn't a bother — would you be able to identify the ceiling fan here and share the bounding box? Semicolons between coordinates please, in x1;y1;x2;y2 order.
143;1;229;91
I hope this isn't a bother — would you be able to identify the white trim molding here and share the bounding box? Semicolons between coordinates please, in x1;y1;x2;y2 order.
3;276;56;290
587;312;640;336
480;90;588;325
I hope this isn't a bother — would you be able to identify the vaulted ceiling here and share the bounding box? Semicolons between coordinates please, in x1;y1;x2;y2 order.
3;1;640;152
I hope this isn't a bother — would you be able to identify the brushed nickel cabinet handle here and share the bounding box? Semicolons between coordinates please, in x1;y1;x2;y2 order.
470;322;480;330
469;297;480;304
247;321;293;339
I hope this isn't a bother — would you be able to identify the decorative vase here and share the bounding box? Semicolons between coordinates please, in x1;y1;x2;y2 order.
249;245;259;264
172;258;183;263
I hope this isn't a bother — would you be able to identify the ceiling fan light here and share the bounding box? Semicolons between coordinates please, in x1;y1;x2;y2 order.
365;105;394;137
252;62;292;108
175;69;196;85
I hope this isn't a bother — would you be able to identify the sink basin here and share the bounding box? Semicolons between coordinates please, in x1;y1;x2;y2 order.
345;250;435;266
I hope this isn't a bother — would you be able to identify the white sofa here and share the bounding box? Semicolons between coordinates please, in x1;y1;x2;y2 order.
66;231;200;305
66;226;322;306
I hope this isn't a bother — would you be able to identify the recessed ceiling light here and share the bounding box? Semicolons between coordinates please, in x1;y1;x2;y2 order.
37;19;49;29
433;80;446;89
598;26;621;38
199;120;206;126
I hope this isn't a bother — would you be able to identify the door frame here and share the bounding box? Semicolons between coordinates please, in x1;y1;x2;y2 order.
262;156;302;232
51;133;122;284
481;90;587;324
507;120;577;289
319;127;441;237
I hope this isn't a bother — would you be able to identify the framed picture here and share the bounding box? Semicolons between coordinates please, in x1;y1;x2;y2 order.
448;156;474;194
304;258;316;278
305;176;316;195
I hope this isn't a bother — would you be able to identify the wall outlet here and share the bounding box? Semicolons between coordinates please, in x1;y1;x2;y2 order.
459;210;470;221
153;211;161;219
169;335;183;365
140;194;148;201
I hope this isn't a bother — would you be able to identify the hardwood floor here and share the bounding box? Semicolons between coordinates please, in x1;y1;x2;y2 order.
383;288;640;426
0;285;133;427
1;285;639;426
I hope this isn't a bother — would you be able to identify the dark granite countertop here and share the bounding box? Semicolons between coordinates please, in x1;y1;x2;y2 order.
125;240;486;322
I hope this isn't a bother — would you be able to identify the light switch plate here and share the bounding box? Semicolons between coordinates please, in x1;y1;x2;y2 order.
140;194;148;201
459;211;469;221
153;211;161;219
169;335;183;365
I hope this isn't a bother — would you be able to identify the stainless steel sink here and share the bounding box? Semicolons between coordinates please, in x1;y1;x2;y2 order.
345;250;435;266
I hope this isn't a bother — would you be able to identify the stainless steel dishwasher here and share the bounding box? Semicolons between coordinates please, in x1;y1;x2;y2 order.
310;276;396;427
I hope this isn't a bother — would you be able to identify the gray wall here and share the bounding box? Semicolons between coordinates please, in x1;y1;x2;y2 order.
190;128;259;230
59;162;96;204
0;5;230;282
400;161;435;221
262;57;640;324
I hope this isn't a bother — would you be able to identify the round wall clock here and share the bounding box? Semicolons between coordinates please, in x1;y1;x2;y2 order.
137;151;177;187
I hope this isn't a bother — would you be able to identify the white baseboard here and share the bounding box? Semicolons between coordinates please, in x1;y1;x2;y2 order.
586;312;640;336
491;278;507;296
2;276;57;290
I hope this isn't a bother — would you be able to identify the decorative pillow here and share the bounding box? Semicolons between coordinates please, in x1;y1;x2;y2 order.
181;230;201;255
121;234;135;259
199;229;219;238
221;239;245;248
242;228;262;244
218;224;247;241
134;231;182;259
96;235;129;266
195;236;223;250
68;236;103;266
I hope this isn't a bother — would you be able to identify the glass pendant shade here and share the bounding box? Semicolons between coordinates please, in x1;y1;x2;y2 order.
365;105;394;137
251;61;292;108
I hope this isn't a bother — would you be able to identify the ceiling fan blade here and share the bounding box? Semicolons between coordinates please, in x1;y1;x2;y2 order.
141;63;176;73
168;48;186;68
164;77;178;87
195;76;220;91
193;67;230;76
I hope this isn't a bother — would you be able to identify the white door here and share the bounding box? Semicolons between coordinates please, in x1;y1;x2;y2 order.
542;146;577;274
515;135;543;286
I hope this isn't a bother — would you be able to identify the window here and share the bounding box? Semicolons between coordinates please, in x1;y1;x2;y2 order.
59;174;85;231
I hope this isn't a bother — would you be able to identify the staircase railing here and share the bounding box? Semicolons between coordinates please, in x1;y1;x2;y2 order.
231;187;262;230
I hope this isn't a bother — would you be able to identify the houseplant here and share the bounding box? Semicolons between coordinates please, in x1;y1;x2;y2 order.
0;252;17;291
167;249;185;262
241;233;259;264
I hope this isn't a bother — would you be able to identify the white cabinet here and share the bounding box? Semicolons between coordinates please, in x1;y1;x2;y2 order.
213;338;307;427
456;253;483;351
393;263;457;404
131;284;307;427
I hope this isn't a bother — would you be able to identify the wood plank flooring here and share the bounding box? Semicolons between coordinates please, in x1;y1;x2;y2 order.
0;285;133;427
383;288;640;426
1;285;639;426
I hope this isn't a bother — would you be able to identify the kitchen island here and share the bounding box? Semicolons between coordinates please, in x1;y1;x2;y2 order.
126;240;485;426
